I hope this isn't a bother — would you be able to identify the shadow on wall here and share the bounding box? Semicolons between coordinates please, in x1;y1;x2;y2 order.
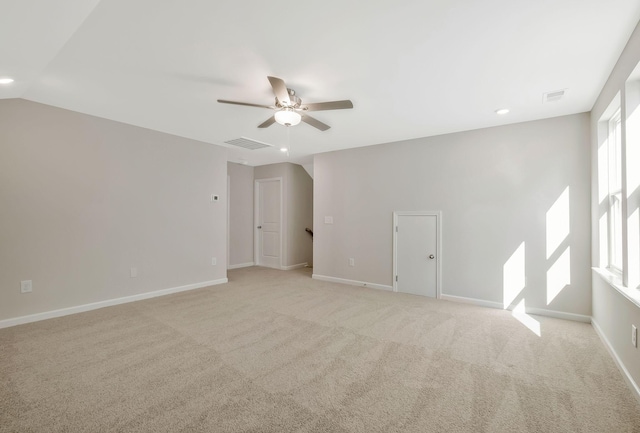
503;186;572;336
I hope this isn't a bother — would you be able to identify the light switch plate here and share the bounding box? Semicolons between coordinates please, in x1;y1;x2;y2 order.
20;280;32;293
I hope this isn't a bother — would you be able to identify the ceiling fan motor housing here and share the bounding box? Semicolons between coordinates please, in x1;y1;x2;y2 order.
277;90;302;109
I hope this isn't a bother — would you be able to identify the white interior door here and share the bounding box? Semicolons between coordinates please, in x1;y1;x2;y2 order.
394;212;439;298
256;178;282;268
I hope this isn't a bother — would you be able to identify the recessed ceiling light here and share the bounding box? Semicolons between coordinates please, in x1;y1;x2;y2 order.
0;77;15;84
495;108;509;115
280;147;288;152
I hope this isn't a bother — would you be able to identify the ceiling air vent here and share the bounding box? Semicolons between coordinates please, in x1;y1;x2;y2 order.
224;137;274;150
543;89;566;103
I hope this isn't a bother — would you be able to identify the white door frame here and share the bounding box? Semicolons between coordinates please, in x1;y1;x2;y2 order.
254;177;284;269
392;211;442;298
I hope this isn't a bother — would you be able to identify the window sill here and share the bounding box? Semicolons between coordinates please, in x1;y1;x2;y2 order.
592;267;640;308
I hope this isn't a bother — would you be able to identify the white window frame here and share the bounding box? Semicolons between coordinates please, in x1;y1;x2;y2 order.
607;109;623;275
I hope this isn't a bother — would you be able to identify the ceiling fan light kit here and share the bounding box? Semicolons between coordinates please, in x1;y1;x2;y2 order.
274;108;301;126
218;76;353;131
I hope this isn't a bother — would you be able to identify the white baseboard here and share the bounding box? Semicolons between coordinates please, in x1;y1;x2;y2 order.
228;262;255;270
0;278;228;330
312;274;393;291
282;262;308;271
525;307;591;323
592;318;640;404
440;294;502;309
439;294;591;323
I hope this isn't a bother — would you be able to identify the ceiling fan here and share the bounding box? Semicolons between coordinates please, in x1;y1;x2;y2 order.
217;76;353;131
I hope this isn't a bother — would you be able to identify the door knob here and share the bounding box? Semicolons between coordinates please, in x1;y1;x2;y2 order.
257;226;262;229
429;254;435;259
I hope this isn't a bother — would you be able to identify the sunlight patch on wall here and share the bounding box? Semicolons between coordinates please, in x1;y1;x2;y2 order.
547;247;571;304
512;299;541;336
503;242;526;309
546;187;570;259
626;84;640;197
626;81;640;289
599;212;609;267
598;142;609;203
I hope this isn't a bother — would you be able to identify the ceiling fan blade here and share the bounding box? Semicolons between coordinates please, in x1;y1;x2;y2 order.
217;99;274;109
258;116;276;128
301;100;353;112
267;76;291;106
301;115;330;131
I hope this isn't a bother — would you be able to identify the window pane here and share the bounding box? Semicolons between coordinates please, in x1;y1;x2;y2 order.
609;112;622;192
608;110;623;272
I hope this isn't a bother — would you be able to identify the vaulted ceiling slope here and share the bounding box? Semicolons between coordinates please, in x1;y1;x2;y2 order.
2;1;639;166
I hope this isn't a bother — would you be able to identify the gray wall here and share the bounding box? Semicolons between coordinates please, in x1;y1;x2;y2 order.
227;162;254;267
590;20;640;395
314;113;591;317
255;163;313;268
0;99;227;322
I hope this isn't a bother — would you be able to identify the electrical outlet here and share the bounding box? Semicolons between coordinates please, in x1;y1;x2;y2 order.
633;325;637;348
130;267;138;278
324;216;333;224
211;257;217;266
20;280;32;293
348;258;355;267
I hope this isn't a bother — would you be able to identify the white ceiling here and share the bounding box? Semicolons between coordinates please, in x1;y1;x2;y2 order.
2;1;639;166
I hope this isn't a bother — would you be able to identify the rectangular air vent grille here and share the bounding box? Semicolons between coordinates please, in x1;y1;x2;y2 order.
543;89;566;103
224;137;273;150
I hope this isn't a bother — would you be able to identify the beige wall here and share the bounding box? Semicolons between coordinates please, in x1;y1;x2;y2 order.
227;162;254;267
0;99;227;322
314;113;591;318
254;163;313;268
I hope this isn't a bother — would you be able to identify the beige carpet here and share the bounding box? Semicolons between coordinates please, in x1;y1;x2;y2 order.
1;266;639;432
